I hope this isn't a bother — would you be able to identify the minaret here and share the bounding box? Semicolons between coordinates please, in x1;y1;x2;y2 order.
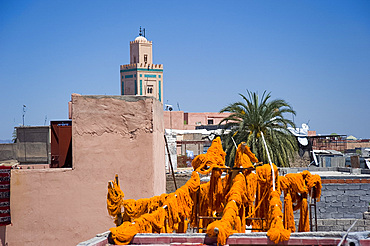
120;27;163;103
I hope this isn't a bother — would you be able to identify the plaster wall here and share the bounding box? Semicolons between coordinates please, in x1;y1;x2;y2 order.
16;142;49;164
0;144;16;161
130;40;153;64
347;141;370;149
186;112;230;126
4;95;165;246
164;111;186;130
16;126;49;143
163;111;231;130
0;126;50;164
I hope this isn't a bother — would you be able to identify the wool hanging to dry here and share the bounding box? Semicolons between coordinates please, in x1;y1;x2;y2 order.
106;137;322;245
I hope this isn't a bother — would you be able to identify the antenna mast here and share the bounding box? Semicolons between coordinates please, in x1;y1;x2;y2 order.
22;105;26;126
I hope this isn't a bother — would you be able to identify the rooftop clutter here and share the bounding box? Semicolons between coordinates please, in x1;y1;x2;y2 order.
106;137;322;245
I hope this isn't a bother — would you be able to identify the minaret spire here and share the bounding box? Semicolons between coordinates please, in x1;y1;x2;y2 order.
139;26;142;36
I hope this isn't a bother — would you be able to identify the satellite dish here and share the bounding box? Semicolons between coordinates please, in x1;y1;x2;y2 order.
165;104;173;111
298;137;308;146
301;123;309;135
302;123;309;130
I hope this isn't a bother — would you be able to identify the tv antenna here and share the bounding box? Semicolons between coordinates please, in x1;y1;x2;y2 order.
22;105;27;126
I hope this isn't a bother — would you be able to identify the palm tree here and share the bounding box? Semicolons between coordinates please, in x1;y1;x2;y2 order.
220;90;297;167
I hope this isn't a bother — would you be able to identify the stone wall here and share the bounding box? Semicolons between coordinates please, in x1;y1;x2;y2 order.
316;219;370;232
318;182;370;220
315;182;370;231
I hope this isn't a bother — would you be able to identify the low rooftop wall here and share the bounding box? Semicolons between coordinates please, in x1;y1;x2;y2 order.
78;231;370;246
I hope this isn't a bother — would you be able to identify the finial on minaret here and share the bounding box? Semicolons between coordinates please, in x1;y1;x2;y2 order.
139;26;142;36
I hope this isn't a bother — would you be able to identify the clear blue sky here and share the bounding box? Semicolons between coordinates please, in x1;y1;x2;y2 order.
1;0;369;140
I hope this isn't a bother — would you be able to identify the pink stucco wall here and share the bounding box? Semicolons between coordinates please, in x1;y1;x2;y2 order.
4;95;165;246
164;111;231;130
164;111;185;130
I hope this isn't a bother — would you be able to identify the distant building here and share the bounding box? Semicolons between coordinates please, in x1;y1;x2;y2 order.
164;111;231;130
346;138;370;150
0;126;50;165
120;28;163;103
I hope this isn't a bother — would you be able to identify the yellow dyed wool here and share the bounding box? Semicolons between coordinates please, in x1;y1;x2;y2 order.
108;169;200;242
298;197;309;232
121;193;169;222
107;175;125;225
191;137;226;175
234;142;259;168
196;182;213;231
122;198;149;221
253;164;278;231
283;171;322;233
163;194;180;232
106;140;324;246
206;201;239;246
306;173;322;202
209;169;225;212
109;207;166;245
225;173;247;207
244;172;257;225
206;172;249;245
278;176;295;233
266;190;291;244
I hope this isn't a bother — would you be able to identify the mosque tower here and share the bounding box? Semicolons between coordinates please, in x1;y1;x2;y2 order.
120;27;163;103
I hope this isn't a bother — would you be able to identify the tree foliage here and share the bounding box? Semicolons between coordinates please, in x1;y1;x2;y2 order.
219;91;298;167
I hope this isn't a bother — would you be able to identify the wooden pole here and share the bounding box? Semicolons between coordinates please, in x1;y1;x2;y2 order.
114;174;123;226
164;134;177;190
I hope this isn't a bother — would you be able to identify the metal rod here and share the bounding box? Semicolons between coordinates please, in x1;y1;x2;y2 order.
314;197;318;231
337;219;358;246
196;189;200;233
309;187;313;231
231;136;238;148
115;174;119;186
309;203;313;231
260;132;275;191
